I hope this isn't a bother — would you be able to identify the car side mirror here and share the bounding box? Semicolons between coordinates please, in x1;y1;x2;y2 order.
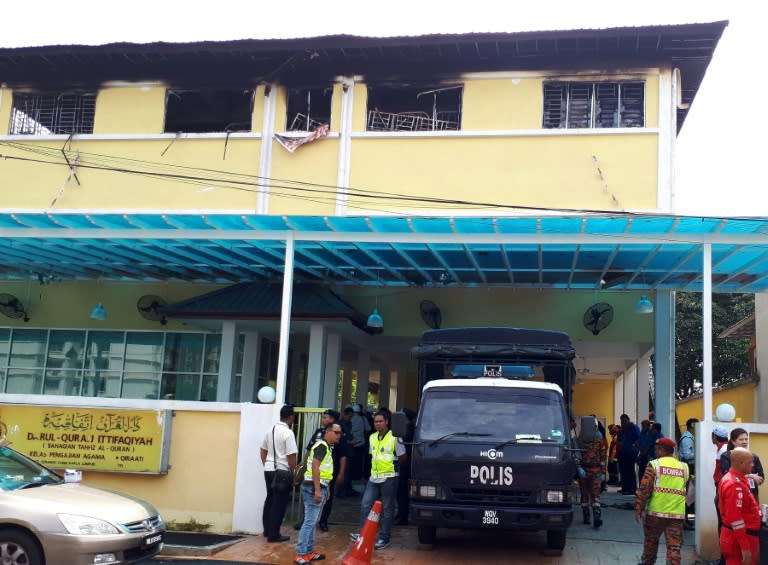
391;412;407;437
578;416;597;444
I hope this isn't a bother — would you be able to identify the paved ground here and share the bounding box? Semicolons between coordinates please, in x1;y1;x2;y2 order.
144;484;707;565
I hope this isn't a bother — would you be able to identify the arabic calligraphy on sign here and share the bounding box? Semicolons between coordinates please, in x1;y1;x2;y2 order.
0;406;169;474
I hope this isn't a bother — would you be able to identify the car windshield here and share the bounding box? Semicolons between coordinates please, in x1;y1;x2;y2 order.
417;389;568;444
0;446;62;491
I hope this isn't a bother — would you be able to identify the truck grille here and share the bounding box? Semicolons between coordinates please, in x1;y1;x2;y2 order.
123;515;163;533
451;488;533;504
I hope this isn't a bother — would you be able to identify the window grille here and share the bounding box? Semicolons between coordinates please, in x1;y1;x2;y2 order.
543;81;644;129
10;93;96;135
366;85;463;132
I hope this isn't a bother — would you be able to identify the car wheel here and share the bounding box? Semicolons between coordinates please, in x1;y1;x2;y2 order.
545;529;566;553
417;525;436;545
0;530;43;565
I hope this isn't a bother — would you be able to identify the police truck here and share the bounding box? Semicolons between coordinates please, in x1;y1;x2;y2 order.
392;327;586;553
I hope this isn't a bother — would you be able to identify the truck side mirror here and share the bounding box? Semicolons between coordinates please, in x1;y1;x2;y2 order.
391;412;407;437
578;416;597;444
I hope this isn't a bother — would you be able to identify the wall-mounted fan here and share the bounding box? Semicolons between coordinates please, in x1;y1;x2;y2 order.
583;302;614;336
137;295;168;325
0;293;29;322
419;299;442;329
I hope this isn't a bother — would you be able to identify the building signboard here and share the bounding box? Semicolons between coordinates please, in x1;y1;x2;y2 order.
0;405;171;474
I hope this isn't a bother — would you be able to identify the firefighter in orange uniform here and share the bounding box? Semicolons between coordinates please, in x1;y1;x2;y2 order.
718;447;762;565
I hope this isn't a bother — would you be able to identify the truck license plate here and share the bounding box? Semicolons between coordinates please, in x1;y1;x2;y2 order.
481;509;501;527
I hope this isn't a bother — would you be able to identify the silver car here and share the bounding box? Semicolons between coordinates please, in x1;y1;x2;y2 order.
0;444;164;565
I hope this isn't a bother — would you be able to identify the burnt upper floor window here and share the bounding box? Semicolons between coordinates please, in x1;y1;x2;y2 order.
543;81;644;129
164;89;253;133
366;84;462;132
9;92;97;135
286;87;332;131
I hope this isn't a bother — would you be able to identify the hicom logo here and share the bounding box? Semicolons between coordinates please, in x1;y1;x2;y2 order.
480;449;503;460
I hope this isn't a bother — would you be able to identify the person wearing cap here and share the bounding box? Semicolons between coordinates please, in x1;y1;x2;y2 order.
635;437;689;565
718;447;761;565
713;425;730;486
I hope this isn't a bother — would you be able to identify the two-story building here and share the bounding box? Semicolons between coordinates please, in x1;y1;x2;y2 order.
2;23;753;549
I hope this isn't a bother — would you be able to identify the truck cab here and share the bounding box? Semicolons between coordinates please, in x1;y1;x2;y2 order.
393;327;578;552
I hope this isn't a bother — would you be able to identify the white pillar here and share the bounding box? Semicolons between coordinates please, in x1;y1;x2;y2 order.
389;369;399;410
623;364;637;423
379;366;391;410
322;333;341;408
217;321;238;402
305;324;327;408
275;236;295;405
702;243;713;422
232;402;280;533
755;294;768;423
654;290;676;443
341;364;353;407
240;331;260;402
614;373;624;423
637;350;651;425
356;350;370;407
695;420;719;559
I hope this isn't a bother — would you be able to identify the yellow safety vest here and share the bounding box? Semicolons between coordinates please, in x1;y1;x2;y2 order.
370;430;397;479
304;439;333;485
646;456;689;519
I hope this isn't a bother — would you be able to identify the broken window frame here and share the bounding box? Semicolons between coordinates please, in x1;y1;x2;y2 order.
366;84;463;132
542;81;645;129
285;87;333;132
9;92;97;135
164;88;254;134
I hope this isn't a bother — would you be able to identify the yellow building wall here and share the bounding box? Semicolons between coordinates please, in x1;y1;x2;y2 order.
341;287;653;342
252;85;266;133
348;134;657;212
750;433;768;502
79;411;240;531
676;382;758;433
268;137;340;215
351;82;368;132
0;139;261;209
462;78;543;130
572;379;615;426
0;88;11;135
0;281;220;331
94;86;166;134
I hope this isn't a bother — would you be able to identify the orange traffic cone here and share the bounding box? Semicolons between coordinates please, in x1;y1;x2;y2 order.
341;499;382;565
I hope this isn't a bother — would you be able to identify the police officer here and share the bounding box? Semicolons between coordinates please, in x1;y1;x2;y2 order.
634;437;689;565
718;447;761;565
294;423;342;565
349;410;406;550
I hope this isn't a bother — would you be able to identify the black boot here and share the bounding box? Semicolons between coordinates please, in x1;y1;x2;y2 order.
582;507;590;524
592;506;602;529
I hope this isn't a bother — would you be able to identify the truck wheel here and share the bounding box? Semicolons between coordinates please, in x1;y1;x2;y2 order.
417;525;436;545
545;529;566;552
0;530;43;565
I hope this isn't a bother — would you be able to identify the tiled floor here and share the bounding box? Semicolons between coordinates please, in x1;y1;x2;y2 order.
163;485;703;564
